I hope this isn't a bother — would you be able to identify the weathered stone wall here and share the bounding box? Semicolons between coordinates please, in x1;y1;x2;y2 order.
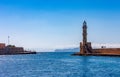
93;48;120;54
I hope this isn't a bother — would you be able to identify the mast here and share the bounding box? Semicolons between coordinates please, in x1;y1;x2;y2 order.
8;36;10;45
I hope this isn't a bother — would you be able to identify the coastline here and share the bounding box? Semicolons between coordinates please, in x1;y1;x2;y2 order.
72;52;120;57
0;51;36;55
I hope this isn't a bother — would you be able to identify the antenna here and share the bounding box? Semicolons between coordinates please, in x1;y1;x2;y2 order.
8;36;10;45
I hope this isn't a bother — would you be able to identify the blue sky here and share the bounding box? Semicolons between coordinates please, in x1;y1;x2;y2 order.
0;0;120;51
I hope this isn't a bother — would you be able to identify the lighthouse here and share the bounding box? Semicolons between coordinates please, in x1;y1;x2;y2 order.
80;21;92;54
83;21;87;45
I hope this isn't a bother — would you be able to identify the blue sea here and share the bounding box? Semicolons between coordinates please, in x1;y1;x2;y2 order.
0;52;120;77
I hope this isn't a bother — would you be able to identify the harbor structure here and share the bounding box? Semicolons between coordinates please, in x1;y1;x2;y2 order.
0;43;36;55
74;21;120;56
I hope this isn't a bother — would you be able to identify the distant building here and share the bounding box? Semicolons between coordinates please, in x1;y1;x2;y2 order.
0;44;36;55
0;43;5;49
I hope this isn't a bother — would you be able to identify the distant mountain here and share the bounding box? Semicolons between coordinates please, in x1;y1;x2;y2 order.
55;48;79;52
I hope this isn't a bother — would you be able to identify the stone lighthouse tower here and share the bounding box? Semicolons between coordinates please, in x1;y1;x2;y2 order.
80;21;92;54
83;21;87;46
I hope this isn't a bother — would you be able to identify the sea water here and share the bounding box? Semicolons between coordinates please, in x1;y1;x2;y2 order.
0;52;120;77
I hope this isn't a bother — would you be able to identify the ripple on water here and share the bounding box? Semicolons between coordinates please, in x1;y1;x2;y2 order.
0;52;120;77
